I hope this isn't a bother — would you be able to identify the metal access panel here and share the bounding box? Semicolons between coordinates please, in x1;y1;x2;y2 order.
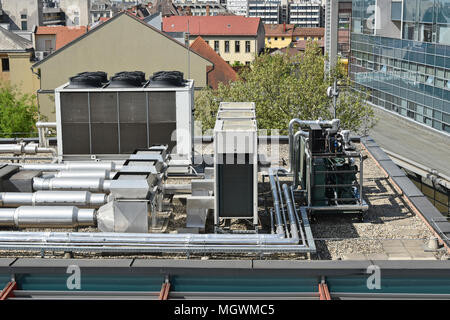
217;153;254;218
55;80;194;167
213;102;258;225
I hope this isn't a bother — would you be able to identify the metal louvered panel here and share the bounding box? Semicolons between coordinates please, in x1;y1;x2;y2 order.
56;80;193;165
60;92;90;155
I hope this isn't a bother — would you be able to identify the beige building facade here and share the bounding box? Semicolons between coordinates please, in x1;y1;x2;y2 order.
0;27;39;101
32;12;213;121
189;36;262;65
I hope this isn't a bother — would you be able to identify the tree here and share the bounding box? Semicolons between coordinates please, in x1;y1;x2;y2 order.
195;41;375;135
0;82;41;138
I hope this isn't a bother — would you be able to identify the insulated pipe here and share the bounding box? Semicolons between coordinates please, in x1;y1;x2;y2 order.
0;144;25;155
18;162;122;172
0;191;107;207
0;230;303;246
36;122;57;128
288;119;340;173
282;184;299;241
268;168;286;236
0;206;95;228
42;170;116;180
36;122;56;148
0;143;57;156
33;177;111;193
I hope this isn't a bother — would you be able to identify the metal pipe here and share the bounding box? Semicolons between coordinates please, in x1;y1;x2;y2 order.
0;230;303;246
163;183;192;195
36;122;57;128
0;144;25;155
290;185;306;245
33;177;111;193
282;184;300;243
36;122;56;148
0;143;56;156
0;191;107;207
288;119;340;173
268;168;286;236
275;170;289;237
42;170;115;180
17;162;123;172
0;206;95;228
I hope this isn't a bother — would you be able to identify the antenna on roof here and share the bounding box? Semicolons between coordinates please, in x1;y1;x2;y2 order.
187;20;190;80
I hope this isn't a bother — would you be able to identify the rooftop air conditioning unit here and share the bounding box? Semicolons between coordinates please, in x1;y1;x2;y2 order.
213;102;258;228
55;71;194;169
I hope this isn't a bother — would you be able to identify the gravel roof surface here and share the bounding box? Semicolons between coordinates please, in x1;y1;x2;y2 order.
0;143;442;260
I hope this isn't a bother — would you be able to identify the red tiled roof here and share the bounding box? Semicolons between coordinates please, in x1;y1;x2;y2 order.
264;24;294;36
292;39;325;49
292;27;325;37
190;36;237;90
163;16;261;36
35;26;88;50
98;17;111;22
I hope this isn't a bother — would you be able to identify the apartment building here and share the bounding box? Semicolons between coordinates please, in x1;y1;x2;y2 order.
288;1;323;27
264;23;293;48
225;0;248;16
248;0;280;24
163;15;265;65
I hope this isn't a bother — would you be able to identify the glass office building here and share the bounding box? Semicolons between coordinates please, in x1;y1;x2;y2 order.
350;0;450;133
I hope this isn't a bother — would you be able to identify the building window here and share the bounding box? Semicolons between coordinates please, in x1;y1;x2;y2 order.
245;61;250;65
235;40;240;53
21;21;27;30
245;41;250;53
205;40;209;45
225;40;230;53
274;37;278;40
214;40;219;52
2;58;9;72
281;37;285;40
21;14;27;19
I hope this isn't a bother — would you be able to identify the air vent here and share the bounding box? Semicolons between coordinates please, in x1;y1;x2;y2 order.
108;71;146;88
149;71;186;87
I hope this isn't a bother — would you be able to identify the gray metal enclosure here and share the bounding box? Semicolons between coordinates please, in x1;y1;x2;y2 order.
214;102;258;226
55;81;194;165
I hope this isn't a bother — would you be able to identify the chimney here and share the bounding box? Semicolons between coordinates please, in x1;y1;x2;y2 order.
206;4;210;16
283;22;286;32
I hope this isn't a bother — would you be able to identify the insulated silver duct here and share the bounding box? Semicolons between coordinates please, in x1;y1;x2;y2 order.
0;191;107;207
18;162;123;172
33;177;111;193
42;170;115;180
0;143;56;156
0;206;95;228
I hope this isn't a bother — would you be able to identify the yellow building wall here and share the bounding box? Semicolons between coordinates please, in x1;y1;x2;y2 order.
190;36;259;65
8;52;40;98
265;36;292;49
35;14;212;121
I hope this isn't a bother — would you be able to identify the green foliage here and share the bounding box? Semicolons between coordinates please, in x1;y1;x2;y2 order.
0;81;41;138
195;41;375;135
